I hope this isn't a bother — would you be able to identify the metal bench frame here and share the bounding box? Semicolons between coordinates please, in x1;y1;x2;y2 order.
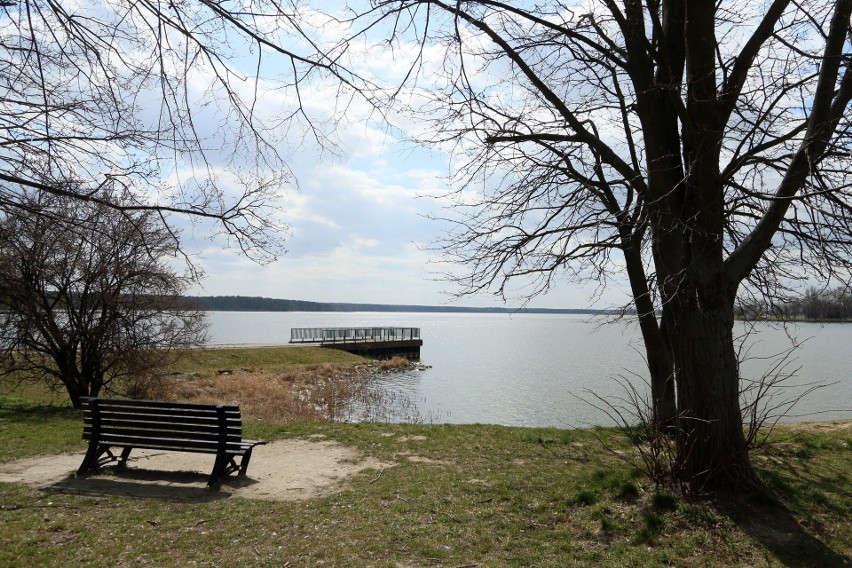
77;397;265;488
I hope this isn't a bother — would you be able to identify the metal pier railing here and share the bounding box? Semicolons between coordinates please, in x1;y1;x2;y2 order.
290;327;421;345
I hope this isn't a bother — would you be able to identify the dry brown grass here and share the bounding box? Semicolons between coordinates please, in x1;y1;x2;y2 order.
376;356;412;370
134;360;414;423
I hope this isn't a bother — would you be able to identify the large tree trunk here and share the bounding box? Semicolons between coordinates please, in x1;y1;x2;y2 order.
652;0;760;492
59;355;103;410
64;381;87;410
63;375;104;410
665;291;757;492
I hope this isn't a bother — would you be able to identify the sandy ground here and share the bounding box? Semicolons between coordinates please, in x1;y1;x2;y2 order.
0;438;391;502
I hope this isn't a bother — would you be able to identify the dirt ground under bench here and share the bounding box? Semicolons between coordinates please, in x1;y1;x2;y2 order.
0;438;390;502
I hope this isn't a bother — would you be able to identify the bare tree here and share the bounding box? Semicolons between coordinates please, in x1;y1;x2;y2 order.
300;1;852;492
0;1;360;261
0;190;207;408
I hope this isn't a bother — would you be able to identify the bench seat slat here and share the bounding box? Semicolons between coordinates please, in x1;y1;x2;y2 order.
90;433;259;451
91;435;253;453
83;421;238;437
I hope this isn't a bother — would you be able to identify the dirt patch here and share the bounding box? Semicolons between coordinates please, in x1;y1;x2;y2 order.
0;439;391;502
395;452;453;466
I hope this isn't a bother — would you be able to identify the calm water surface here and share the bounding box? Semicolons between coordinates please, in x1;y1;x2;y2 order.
205;311;852;427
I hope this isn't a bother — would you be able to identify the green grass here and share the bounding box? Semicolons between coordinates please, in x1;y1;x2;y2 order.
0;400;80;462
1;347;850;567
173;345;366;375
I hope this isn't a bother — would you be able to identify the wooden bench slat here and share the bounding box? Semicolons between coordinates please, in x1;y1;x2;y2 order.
83;406;240;420
81;397;240;412
92;435;249;452
83;428;243;444
91;433;254;449
83;422;242;435
83;418;236;433
95;442;254;455
83;418;238;434
83;408;241;424
82;418;237;430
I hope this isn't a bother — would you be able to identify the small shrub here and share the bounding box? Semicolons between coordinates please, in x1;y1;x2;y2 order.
599;515;618;533
680;503;720;527
573;490;599;506
633;512;665;545
120;372;168;400
643;511;665;531
617;481;641;501
651;491;678;511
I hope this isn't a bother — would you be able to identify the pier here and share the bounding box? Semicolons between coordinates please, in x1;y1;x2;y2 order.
290;327;422;360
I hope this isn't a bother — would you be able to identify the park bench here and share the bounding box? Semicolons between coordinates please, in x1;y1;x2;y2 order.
77;397;265;489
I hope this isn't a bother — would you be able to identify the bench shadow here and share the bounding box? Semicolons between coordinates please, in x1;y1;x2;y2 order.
45;468;259;502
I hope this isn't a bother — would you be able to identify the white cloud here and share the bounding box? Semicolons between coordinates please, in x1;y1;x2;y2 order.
180;3;644;310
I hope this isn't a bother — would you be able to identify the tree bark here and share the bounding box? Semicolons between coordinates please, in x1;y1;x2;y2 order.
666;295;757;491
65;385;85;410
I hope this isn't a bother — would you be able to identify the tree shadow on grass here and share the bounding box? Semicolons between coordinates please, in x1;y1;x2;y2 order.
721;498;848;567
714;464;851;568
0;400;77;422
0;400;84;458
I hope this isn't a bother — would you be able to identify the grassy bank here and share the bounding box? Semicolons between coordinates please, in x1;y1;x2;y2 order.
1;346;850;567
174;345;367;374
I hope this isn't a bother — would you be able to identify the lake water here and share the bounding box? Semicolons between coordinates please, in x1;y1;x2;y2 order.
205;311;852;428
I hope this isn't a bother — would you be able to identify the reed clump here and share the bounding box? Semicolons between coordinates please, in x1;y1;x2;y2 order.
376;356;412;371
134;359;416;423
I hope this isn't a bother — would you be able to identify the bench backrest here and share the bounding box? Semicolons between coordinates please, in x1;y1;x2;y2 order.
81;397;245;453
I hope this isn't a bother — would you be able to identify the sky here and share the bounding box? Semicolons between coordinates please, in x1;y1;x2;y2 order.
177;5;633;310
185;125;632;309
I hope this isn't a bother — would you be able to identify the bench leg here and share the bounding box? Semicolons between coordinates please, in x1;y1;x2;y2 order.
238;448;255;476
117;447;133;469
77;440;102;475
207;452;230;489
77;443;118;475
206;449;255;488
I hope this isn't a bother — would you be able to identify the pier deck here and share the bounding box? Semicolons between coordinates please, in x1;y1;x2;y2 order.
289;327;422;360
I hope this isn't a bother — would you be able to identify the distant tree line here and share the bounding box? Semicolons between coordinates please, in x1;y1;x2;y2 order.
737;287;852;321
187;295;607;315
189;296;331;312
